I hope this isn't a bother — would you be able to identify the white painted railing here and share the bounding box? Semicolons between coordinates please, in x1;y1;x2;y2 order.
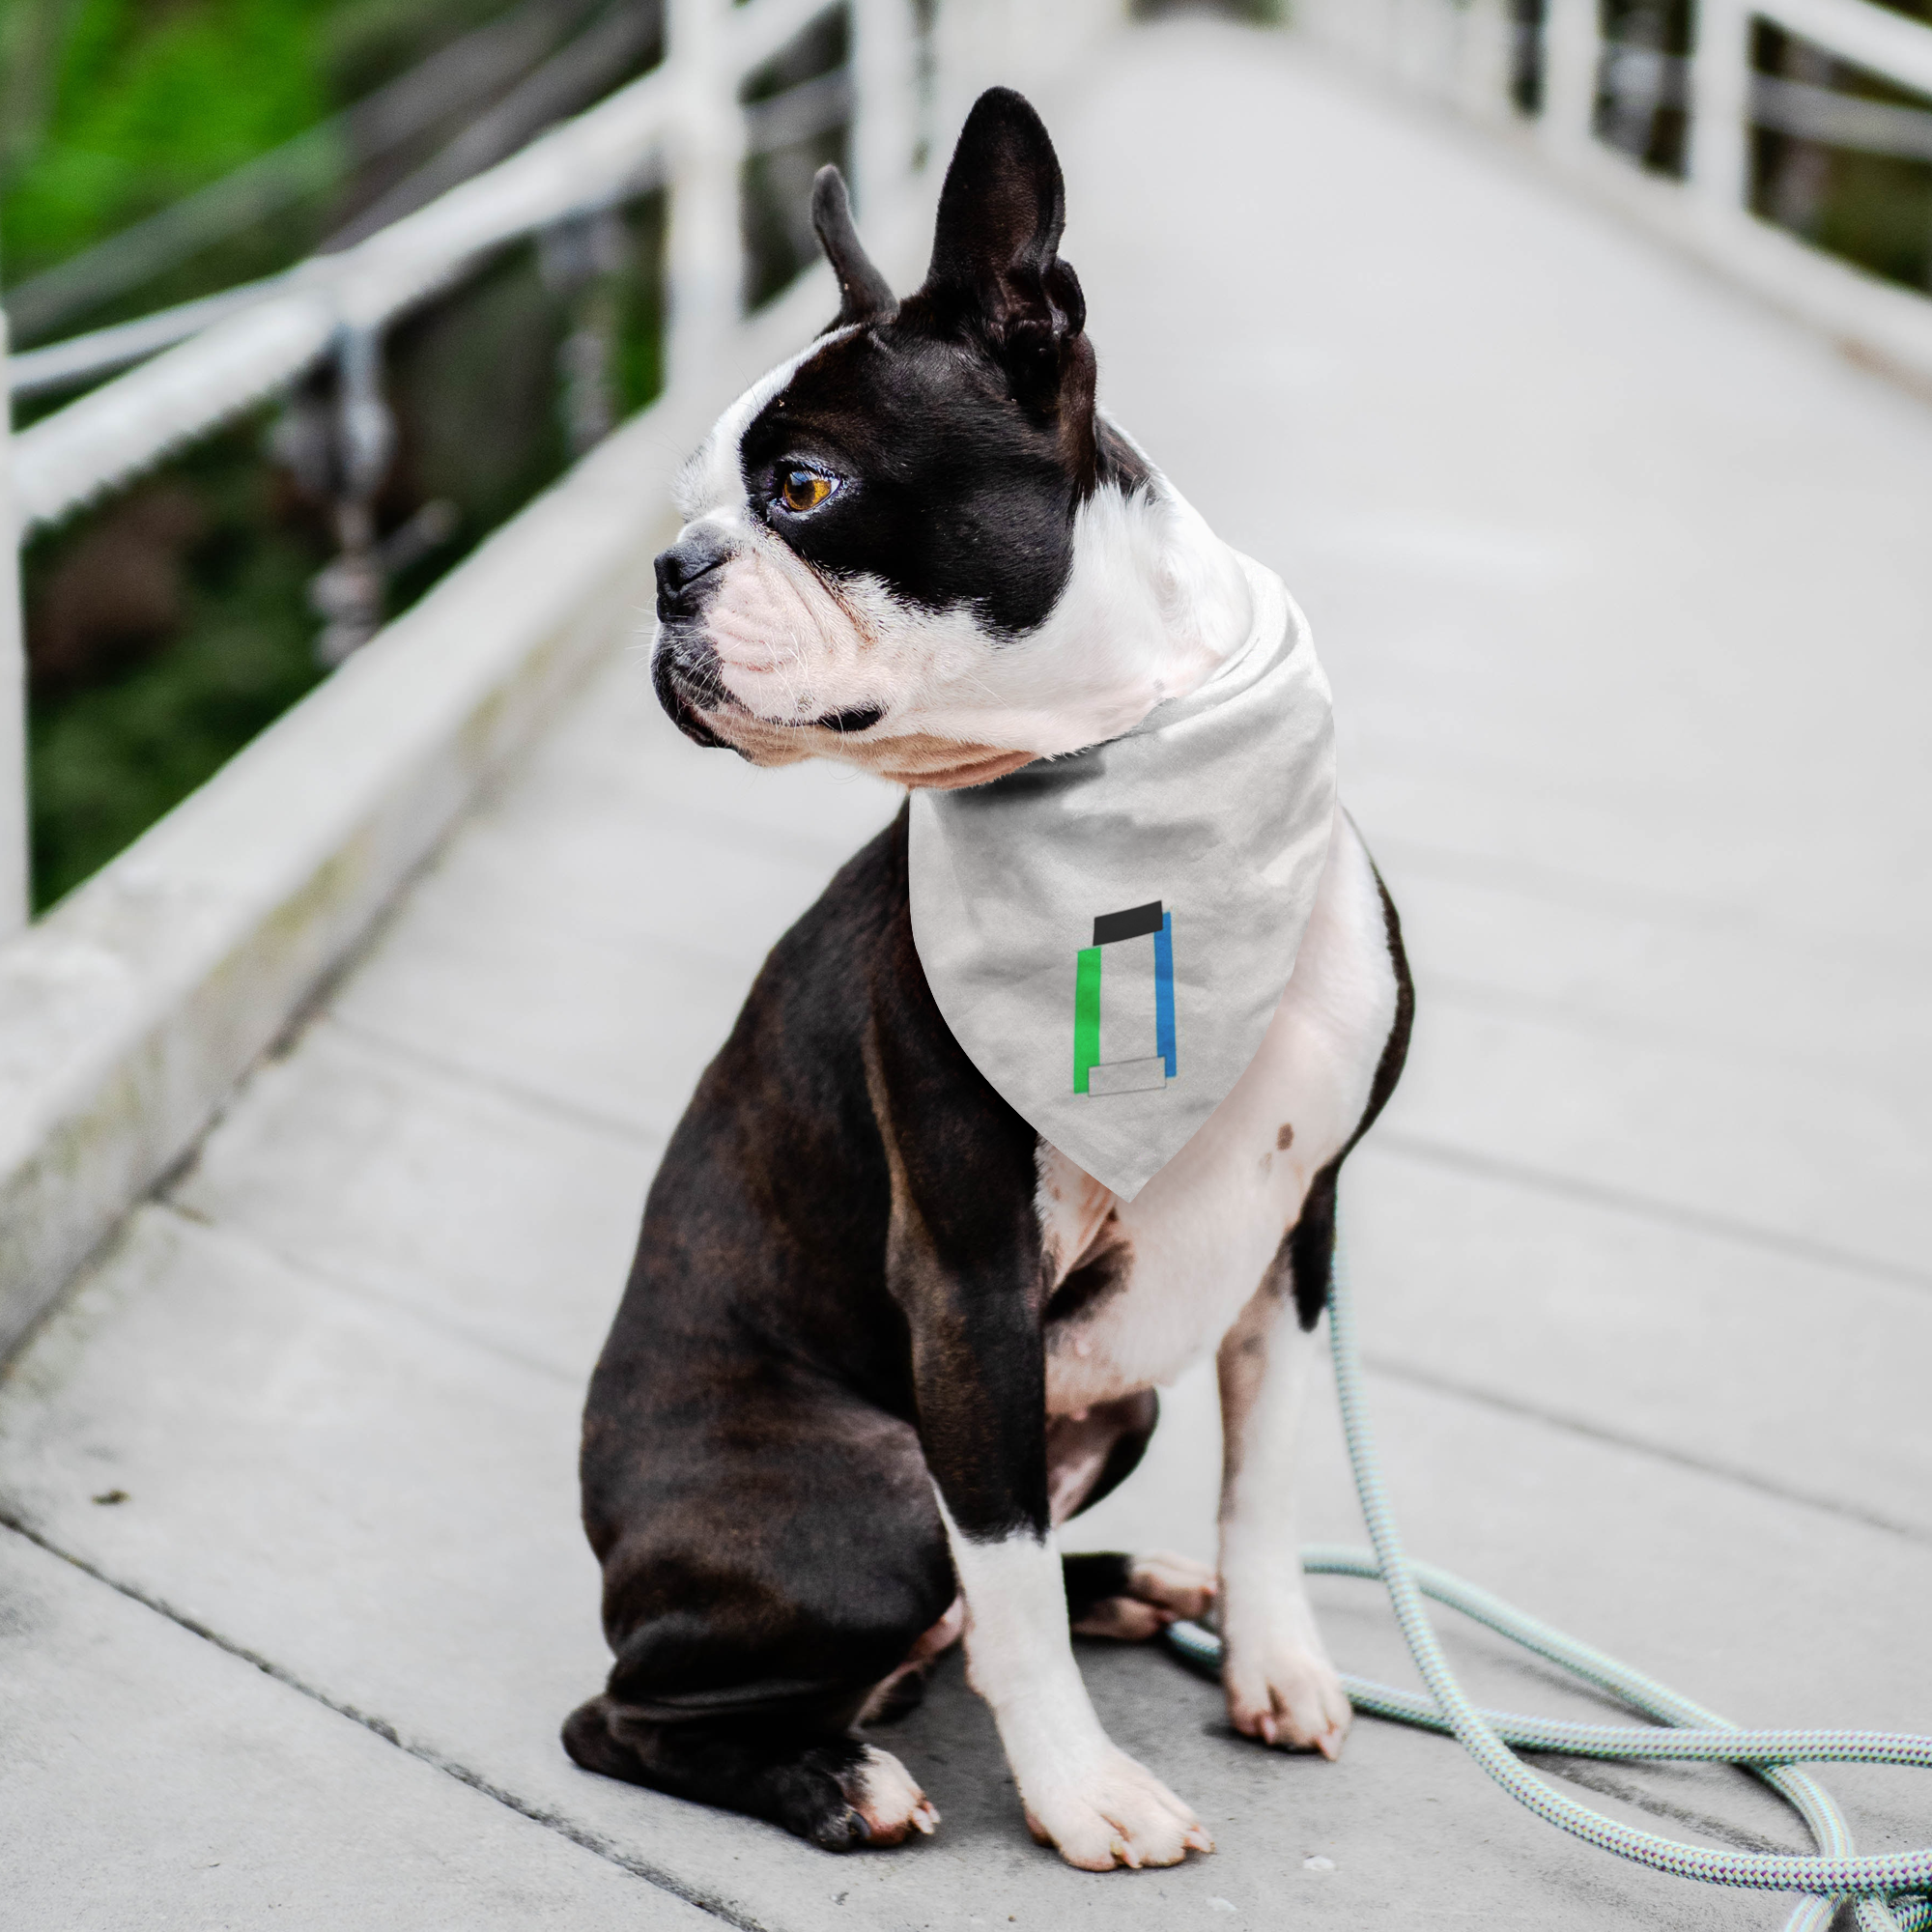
0;0;1122;941
0;31;698;937
1293;0;1932;390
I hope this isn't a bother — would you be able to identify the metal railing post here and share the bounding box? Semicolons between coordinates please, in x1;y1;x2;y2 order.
542;204;627;455
0;313;29;934
851;0;919;221
310;324;398;667
1456;0;1518;119
1541;0;1603;154
1397;0;1455;99
665;0;741;391
1689;0;1753;219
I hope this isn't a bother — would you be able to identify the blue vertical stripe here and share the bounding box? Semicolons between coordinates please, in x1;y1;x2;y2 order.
1153;911;1177;1077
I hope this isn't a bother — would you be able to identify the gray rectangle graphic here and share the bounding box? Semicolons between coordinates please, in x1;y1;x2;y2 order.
1086;1056;1171;1096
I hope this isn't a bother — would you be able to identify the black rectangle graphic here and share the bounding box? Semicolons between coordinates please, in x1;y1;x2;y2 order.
1093;900;1165;947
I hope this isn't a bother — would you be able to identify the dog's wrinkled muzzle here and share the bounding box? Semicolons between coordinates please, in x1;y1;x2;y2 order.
649;528;891;750
651;532;739;749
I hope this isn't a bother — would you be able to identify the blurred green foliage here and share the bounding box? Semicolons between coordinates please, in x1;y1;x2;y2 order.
20;195;664;908
6;0;665;911
23;415;331;904
2;0;325;280
0;0;518;289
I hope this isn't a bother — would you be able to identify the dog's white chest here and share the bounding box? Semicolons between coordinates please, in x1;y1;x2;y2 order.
1037;813;1399;1416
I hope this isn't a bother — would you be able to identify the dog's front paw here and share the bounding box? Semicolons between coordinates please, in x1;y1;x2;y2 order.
1072;1549;1217;1641
1223;1637;1351;1759
1021;1747;1213;1871
809;1745;940;1851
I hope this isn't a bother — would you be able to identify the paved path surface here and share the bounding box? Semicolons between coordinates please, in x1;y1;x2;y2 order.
5;16;1930;1928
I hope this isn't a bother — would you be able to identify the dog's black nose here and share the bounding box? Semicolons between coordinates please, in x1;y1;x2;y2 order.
655;531;732;620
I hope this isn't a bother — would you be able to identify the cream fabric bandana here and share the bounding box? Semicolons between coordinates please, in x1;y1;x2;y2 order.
907;554;1336;1200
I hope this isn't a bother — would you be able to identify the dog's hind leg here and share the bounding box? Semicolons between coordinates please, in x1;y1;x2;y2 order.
1046;1389;1158;1524
562;1696;938;1850
1064;1550;1215;1640
1045;1392;1215;1638
571;1377;954;1850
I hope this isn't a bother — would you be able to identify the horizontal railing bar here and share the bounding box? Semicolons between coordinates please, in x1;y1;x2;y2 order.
1752;69;1932;156
1597;47;1932;160
744;65;855;153
12;298;340;532
729;0;846;83
1752;0;1932;98
3;133;341;350
11;63;677;532
321;0;663;251
7;278;298;401
0;0;605;345
9;36;853;405
1596;15;1932;112
324;67;671;327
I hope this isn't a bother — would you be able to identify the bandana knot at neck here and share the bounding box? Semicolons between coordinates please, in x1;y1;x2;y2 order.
908;554;1337;1201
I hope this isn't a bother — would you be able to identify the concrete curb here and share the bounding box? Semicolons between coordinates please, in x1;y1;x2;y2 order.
0;269;834;1361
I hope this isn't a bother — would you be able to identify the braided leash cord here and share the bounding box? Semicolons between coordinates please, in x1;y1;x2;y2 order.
1163;1222;1932;1932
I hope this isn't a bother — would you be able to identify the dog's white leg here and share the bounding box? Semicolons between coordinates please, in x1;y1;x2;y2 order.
1216;1275;1351;1756
939;1506;1213;1870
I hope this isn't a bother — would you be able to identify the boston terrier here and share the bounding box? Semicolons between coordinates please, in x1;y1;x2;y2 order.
563;87;1412;1870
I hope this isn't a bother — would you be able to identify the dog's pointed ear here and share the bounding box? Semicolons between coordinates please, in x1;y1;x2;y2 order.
921;88;1087;402
812;165;895;327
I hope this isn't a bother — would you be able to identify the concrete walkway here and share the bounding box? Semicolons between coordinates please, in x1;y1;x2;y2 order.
4;16;1930;1928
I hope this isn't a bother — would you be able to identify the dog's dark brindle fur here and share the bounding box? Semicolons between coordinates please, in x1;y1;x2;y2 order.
564;88;1412;1869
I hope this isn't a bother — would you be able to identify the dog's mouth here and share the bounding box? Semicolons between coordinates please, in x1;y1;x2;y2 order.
653;631;885;750
651;632;1034;788
651;635;733;750
810;705;883;735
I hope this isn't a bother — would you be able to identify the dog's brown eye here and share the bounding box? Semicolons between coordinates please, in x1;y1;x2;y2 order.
779;469;834;513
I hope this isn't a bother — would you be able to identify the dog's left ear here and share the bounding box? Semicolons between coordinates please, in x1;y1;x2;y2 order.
921;87;1088;409
812;165;895;327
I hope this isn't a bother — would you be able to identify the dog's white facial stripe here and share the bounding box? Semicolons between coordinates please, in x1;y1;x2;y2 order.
672;327;861;523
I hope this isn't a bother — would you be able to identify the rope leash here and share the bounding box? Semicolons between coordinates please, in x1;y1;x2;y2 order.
1162;1220;1932;1931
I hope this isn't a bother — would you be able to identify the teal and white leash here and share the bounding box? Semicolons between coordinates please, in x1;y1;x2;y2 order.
1162;1221;1932;1930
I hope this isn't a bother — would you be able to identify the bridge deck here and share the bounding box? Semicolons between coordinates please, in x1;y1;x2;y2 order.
4;16;1929;1928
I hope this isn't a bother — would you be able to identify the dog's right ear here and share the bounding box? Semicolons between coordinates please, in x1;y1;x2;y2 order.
919;87;1087;409
811;165;895;327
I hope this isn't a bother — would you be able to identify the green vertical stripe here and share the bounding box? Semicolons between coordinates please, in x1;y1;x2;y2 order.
1073;947;1102;1094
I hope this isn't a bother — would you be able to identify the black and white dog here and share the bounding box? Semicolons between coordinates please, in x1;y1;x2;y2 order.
564;88;1412;1871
